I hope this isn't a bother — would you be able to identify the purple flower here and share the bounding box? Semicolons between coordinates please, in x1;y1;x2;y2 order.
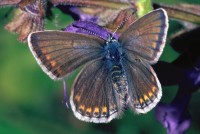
69;7;98;23
65;21;119;40
155;58;200;134
155;92;191;134
183;58;200;91
51;0;136;28
154;22;200;134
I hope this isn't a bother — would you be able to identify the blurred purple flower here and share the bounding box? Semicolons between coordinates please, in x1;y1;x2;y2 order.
69;7;98;23
155;57;200;134
155;91;191;134
155;59;200;134
153;15;200;132
51;0;136;28
54;1;137;34
183;58;200;91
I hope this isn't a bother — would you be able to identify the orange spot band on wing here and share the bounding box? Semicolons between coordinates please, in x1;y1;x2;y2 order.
50;61;56;67
148;92;153;97
86;107;92;113
152;86;156;92
75;95;80;102
46;55;51;60
94;107;99;113
144;94;149;101
102;107;107;113
152;42;157;49
139;98;144;104
79;105;85;111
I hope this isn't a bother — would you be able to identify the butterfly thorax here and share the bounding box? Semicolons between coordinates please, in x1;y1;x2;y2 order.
104;38;128;99
104;39;122;62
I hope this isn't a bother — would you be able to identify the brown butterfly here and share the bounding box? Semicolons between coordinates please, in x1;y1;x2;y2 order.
28;9;168;123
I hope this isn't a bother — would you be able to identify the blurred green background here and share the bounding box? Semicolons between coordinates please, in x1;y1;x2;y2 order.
0;0;200;134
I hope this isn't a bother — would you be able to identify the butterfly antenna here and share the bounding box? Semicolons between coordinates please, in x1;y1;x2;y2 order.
111;8;137;38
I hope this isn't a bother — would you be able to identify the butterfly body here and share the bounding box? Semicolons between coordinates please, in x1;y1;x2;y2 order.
104;37;128;95
28;8;169;123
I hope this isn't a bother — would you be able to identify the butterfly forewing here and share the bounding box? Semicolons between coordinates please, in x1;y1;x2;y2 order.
119;8;168;64
123;58;162;113
70;59;123;123
28;31;105;80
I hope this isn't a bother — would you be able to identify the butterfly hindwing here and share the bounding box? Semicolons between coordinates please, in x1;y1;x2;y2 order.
123;58;162;113
28;31;105;80
119;8;168;64
70;59;124;123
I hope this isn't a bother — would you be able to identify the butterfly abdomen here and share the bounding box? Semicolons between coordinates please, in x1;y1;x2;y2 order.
110;64;128;110
111;65;128;94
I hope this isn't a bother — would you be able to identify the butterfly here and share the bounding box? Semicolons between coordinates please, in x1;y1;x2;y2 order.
28;8;168;123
